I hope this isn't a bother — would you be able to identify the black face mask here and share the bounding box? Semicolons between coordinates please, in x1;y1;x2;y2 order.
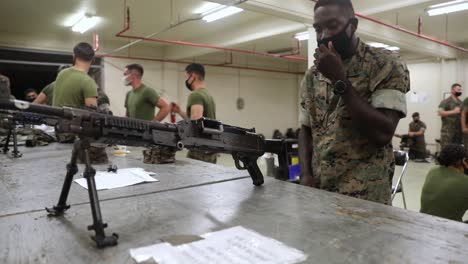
185;79;193;91
317;20;355;60
455;92;462;97
185;75;194;91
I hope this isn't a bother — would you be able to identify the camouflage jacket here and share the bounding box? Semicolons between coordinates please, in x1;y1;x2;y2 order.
299;39;410;204
438;97;462;145
409;121;426;153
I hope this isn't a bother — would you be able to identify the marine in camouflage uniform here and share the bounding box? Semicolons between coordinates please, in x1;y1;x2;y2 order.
172;63;217;164
123;64;174;164
56;88;112;164
438;96;462;150
300;39;410;205
408;118;427;160
462;96;468;151
79;89;113;164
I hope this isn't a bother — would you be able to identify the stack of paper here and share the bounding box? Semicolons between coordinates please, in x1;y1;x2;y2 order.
74;168;158;190
130;226;307;264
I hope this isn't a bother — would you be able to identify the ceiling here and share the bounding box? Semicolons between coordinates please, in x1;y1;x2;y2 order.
371;0;468;45
0;0;467;68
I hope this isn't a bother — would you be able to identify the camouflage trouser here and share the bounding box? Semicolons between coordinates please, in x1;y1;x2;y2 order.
187;150;217;164
440;130;462;150
464;135;468;152
78;143;109;165
56;132;76;144
143;146;177;164
14;127;55;147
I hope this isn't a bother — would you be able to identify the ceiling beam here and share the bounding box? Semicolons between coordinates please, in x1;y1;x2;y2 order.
163;15;305;60
356;0;436;15
162;0;462;60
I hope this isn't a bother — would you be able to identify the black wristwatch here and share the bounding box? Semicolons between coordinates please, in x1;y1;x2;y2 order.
333;80;349;95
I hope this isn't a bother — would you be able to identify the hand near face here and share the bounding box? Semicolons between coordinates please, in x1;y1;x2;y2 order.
314;42;346;83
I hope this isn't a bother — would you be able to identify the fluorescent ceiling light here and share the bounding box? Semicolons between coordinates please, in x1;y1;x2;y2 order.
294;31;309;41
426;0;468;16
368;42;400;51
71;15;100;34
202;6;243;22
367;42;389;48
386;46;400;51
64;12;85;27
194;2;222;14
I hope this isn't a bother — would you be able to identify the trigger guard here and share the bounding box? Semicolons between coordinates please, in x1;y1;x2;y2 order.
234;156;247;170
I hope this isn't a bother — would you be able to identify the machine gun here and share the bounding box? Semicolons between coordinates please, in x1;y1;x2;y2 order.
0;77;21;157
0;99;287;248
0;114;22;158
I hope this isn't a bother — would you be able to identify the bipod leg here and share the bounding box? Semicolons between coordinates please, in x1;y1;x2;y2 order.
2;128;11;154
45;139;80;216
10;126;21;158
81;139;118;248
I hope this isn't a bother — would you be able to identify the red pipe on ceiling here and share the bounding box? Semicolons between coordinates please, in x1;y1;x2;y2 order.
356;13;468;53
113;7;307;62
98;54;305;75
93;32;100;52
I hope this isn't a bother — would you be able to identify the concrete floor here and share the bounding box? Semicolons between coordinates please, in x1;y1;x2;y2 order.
391;160;431;211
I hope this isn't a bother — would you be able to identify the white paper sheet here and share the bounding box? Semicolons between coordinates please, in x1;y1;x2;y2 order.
130;243;181;263
130;226;307;264
409;92;429;103
74;168;158;190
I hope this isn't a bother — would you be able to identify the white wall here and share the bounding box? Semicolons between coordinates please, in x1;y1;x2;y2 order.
393;59;468;152
104;57;301;137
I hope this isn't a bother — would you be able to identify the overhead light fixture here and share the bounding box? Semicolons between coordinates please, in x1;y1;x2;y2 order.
367;42;389;48
72;15;100;33
202;6;243;22
194;2;222;14
65;13;100;34
426;0;468;16
294;31;309;41
386;46;401;51
64;12;85;27
367;42;400;51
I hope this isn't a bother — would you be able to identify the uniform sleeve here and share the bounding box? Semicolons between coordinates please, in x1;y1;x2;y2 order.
187;92;205;107
299;70;312;127
41;83;51;94
438;100;448;111
82;78;98;99
463;98;468;111
145;88;160;106
370;55;410;118
124;91;129;109
97;89;110;106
